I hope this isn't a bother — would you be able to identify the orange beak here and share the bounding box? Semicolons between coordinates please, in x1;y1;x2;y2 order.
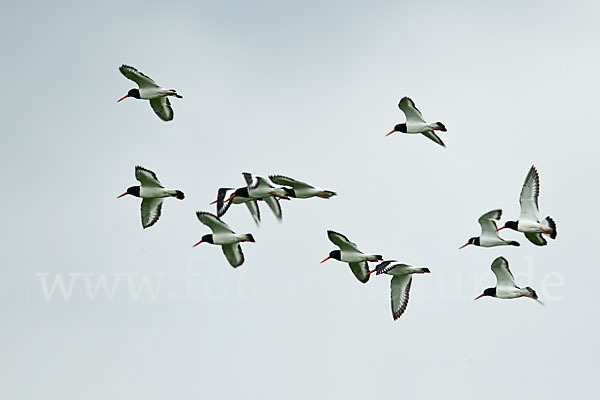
385;130;395;137
367;269;377;275
459;243;470;249
192;240;203;247
210;193;235;205
496;226;506;232
320;256;331;264
474;293;486;301
116;192;128;198
117;93;129;102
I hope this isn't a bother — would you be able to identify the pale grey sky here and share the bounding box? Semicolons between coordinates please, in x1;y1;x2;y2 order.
1;1;599;399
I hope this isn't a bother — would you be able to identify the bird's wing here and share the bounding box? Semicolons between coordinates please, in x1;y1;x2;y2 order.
374;260;403;275
525;232;547;246
491;256;516;288
150;97;174;121
135;166;163;188
327;230;361;253
398;97;426;123
216;188;235;217
140;198;163;229
349;261;370;283
242;172;258;187
269;175;313;190
421;130;446;147
196;211;235;234
263;196;283;221
519;165;541;222
478;209;503;239
222;243;245;268
245;200;261;225
119;64;159;88
391;275;413;320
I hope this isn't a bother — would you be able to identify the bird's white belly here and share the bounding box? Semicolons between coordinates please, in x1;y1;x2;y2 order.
294;188;318;199
249;187;273;199
340;252;367;263
139;87;168;100
233;197;252;204
139;187;170;198
496;286;524;299
213;233;240;245
518;220;543;233
406;121;429;133
479;236;507;247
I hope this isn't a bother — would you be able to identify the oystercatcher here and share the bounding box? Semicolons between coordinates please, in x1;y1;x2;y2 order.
192;212;255;268
386;96;447;147
320;230;383;283
367;260;430;320
497;166;557;246
117;64;182;121
460;209;520;248
117;166;184;229
474;256;543;304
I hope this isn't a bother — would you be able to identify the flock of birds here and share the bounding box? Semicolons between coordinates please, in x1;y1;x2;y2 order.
116;64;558;320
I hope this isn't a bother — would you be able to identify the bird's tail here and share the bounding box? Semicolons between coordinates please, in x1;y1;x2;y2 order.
542;216;557;239
170;190;185;200
429;122;447;131
319;190;337;198
525;286;538;299
525;286;545;305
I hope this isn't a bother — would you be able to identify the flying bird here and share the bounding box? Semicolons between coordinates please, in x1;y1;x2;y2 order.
117;166;184;229
386;97;447;147
192;212;255;268
269;175;336;199
210;187;261;225
243;173;296;221
497;166;557;246
474;256;543;304
367;260;430;320
117;64;182;121
459;209;520;249
320;230;383;283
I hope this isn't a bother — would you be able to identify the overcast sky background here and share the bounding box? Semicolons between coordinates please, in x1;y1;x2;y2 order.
1;1;599;399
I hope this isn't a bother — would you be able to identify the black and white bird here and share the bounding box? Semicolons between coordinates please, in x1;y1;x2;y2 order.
386;97;447;147
320;230;383;283
367;260;430;320
241;173;295;221
497;166;557;246
192;212;255;268
269;175;336;199
210;187;261;225
474;256;543;304
459;209;520;249
117;64;183;121
117;166;184;229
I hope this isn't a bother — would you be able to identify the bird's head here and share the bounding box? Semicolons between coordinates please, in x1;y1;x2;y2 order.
386;123;407;136
320;250;341;263
193;234;214;247
235;187;250;198
118;88;141;102
117;186;140;198
474;287;496;300
459;237;480;249
497;220;518;232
